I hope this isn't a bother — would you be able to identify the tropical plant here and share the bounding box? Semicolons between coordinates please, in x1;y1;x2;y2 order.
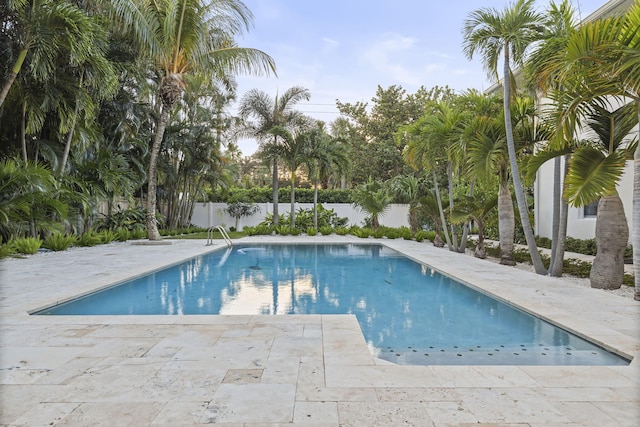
389;175;424;234
267;125;313;229
110;0;275;240
238;86;311;225
529;2;640;298
43;232;77;251
564;104;637;289
463;0;547;275
351;179;392;231
303;122;349;228
12;236;41;254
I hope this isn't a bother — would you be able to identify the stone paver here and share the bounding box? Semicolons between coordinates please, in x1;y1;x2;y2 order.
1;236;638;425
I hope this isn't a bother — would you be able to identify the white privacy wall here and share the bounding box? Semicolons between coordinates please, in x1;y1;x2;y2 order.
191;203;410;231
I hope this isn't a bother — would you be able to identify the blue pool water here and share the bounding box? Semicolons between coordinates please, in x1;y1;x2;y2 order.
36;244;628;366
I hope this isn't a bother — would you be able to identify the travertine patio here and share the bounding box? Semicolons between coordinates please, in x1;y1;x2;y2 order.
1;236;638;426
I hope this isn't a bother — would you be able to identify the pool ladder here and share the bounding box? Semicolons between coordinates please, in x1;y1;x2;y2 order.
207;226;233;247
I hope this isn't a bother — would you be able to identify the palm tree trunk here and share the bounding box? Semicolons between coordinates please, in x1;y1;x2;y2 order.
313;173;319;229
272;157;279;225
502;49;547;275
457;180;475;253
498;181;516;266
146;106;169;240
21;102;27;162
0;49;27;107
549;157;561;272
475;220;486;259
550;155;570;277
290;172;296;229
447;161;458;251
590;193;628;289
59;102;80;175
632;99;640;300
432;168;452;249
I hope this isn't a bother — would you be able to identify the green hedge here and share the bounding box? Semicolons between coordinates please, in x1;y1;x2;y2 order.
211;187;353;204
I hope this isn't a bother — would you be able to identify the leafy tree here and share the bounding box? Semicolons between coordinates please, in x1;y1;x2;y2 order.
225;202;260;230
463;0;547;275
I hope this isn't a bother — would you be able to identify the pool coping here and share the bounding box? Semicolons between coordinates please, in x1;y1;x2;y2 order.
2;235;639;425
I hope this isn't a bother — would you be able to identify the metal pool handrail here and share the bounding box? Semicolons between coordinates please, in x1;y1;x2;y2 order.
207;226;232;247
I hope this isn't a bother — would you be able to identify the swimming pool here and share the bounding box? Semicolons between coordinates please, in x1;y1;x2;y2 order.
36;243;629;366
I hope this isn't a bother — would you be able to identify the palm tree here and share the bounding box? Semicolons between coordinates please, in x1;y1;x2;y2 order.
0;0;100;107
463;0;547;275
111;0;275;240
238;86;311;226
525;0;579;277
303;122;349;228
564;103;637;289
267;125;313;229
533;2;640;298
351;179;392;231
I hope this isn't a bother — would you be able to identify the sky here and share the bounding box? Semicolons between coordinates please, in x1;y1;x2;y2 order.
232;0;609;156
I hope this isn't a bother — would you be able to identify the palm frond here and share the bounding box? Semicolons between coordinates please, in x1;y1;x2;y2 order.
564;147;626;207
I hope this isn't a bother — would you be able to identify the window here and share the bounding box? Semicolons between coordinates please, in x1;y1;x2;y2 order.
584;199;599;217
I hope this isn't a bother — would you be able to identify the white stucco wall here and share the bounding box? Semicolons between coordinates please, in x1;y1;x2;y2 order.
191;203;410;231
534;158;634;242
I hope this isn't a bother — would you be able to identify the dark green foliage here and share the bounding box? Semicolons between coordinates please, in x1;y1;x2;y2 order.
260;205;348;231
564;237;597;255
415;230;436;243
43;232;77;251
213;187;352;203
95;207;147;233
12;237;42;254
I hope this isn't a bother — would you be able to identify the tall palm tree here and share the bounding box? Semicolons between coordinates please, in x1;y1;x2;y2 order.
238;86;310;225
525;0;579;277
111;0;275;240
463;0;547;275
303;122;349;228
267;125;312;229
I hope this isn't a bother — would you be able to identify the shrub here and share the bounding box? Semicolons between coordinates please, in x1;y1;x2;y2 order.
275;225;290;235
43;232;77;251
306;227;317;236
129;229;147;240
13;237;42;254
320;226;333;235
115;227;131;242
77;231;102;247
99;230;117;244
0;243;14;258
415;230;435;243
335;227;349;236
95;207;147;232
290;228;301;236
